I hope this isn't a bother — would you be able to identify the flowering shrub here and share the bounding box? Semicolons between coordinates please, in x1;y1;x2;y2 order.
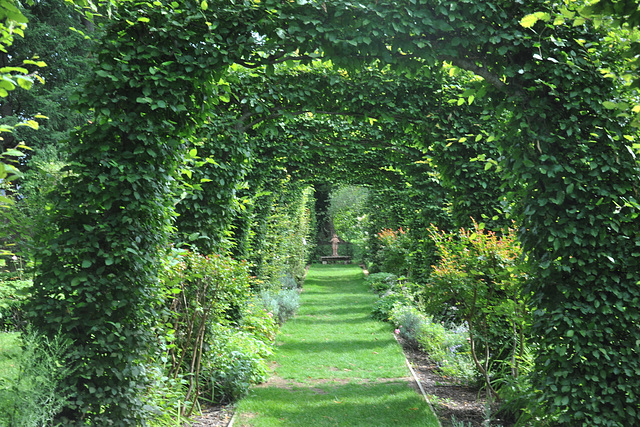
424;220;530;398
240;302;278;344
371;291;411;321
376;227;405;246
375;228;411;276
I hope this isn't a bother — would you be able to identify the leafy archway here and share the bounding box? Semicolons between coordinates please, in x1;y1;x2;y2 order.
29;0;640;424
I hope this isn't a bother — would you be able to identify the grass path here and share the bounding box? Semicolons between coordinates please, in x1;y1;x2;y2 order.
234;264;439;426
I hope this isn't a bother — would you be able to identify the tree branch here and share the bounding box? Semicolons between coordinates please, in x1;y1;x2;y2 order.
234;52;315;69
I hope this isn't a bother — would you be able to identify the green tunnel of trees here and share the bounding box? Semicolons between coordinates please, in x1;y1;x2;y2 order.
1;0;640;425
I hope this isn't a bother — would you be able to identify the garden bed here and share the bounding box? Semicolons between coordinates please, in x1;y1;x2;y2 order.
398;337;513;427
189;405;234;427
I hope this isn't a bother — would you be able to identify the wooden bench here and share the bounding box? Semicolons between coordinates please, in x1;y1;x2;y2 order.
320;256;352;264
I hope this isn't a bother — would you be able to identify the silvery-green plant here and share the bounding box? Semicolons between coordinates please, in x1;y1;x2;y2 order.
259;288;300;325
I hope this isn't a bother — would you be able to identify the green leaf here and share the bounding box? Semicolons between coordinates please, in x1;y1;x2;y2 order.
16;76;33;90
16;120;38;130
4;148;24;157
520;14;540;28
23;59;47;67
572;17;586;27
0;66;28;74
566;183;574;194
521;12;550;28
560;8;575;19
265;64;274;76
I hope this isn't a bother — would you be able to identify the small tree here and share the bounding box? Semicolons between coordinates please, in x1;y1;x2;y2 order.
426;220;530;400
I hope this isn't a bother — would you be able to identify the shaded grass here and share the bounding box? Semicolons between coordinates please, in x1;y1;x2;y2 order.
0;332;21;423
235;264;439;426
0;332;20;383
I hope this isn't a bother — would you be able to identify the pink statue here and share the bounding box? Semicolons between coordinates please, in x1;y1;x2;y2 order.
330;234;340;256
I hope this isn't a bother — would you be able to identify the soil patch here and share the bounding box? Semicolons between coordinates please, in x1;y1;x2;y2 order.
188;405;234;427
399;338;492;426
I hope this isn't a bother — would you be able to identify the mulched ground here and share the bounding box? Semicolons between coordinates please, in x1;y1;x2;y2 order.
398;338;512;427
188;337;513;427
188;404;234;427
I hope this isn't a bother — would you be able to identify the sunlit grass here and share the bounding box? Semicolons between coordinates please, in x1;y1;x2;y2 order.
235;264;439;426
238;382;435;427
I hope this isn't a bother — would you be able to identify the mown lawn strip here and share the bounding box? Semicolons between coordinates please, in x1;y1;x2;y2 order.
235;264;439;426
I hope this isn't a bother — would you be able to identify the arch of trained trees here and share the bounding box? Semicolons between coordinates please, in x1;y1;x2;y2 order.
26;0;640;424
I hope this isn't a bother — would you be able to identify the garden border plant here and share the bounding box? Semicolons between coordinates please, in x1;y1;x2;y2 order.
426;220;530;401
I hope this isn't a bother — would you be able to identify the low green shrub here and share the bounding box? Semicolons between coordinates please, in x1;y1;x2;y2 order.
417;321;476;384
492;345;540;425
240;301;279;344
275;289;300;323
0;279;31;331
278;273;299;290
258;288;300;325
144;365;190;427
258;290;279;319
388;303;476;385
371;291;411;321
365;272;397;295
204;328;272;404
389;303;425;346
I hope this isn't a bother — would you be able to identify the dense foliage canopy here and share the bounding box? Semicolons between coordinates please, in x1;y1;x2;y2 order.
1;0;638;424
